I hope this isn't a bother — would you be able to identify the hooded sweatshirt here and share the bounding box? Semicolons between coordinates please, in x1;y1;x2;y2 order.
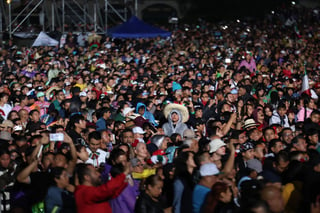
136;102;158;126
162;109;188;137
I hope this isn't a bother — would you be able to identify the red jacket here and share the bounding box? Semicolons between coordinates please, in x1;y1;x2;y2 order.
75;173;128;213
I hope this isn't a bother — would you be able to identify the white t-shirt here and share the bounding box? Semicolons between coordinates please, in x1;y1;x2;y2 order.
0;104;12;119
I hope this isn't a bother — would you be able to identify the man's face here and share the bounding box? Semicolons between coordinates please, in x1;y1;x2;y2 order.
242;149;254;161
77;119;86;130
238;133;247;144
195;109;203;118
171;112;179;123
89;138;101;153
309;134;319;145
294;138;307;152
272;142;284;154
278;108;287;117
58;92;65;101
282;130;293;144
264;129;275;142
216;146;226;156
54;154;67;168
0;154;10;169
87;165;102;186
239;87;246;96
275;160;289;173
31;111;40;122
122;131;134;144
311;113;320;123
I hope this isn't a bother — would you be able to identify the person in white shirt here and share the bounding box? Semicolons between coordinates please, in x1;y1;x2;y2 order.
86;131;108;168
0;93;12;120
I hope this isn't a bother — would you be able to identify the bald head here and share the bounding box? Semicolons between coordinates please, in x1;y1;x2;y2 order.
261;186;284;213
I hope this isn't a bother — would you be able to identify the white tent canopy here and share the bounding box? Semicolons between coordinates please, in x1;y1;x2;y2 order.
32;32;59;47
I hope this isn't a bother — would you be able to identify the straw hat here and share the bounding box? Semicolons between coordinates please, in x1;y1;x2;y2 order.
163;103;189;123
243;119;259;130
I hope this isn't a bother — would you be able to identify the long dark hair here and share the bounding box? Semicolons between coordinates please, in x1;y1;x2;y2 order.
173;151;195;187
202;182;229;213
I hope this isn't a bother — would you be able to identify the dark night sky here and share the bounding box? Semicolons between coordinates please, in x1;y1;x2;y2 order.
185;0;291;20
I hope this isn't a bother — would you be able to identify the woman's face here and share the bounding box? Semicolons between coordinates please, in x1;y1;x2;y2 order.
264;107;272;117
257;109;265;120
136;143;148;159
132;161;144;173
220;187;233;203
246;105;254;115
147;180;163;199
9;112;19;120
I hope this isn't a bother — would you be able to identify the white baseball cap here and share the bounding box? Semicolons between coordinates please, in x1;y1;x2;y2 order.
200;163;220;176
79;92;87;97
132;126;145;134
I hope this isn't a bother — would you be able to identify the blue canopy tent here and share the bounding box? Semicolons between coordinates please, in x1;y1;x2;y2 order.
108;16;171;38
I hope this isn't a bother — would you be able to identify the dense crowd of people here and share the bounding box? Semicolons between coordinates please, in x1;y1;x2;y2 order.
1;3;320;213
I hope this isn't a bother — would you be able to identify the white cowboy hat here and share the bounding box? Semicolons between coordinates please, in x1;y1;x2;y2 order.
163;103;189;123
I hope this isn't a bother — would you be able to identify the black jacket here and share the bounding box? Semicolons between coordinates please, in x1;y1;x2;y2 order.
135;191;164;213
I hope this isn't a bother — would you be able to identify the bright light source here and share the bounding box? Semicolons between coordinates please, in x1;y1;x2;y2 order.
246;28;250;32
236;19;240;23
6;0;11;4
291;1;296;5
271;11;275;14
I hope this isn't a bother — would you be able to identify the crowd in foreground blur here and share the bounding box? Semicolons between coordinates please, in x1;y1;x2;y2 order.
2;4;320;213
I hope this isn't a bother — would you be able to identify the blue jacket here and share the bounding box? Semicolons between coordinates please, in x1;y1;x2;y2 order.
136;103;158;126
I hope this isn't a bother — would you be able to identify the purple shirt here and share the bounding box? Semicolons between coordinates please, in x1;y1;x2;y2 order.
109;179;140;213
21;70;37;78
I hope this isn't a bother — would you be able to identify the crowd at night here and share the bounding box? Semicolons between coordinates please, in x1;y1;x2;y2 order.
0;3;320;213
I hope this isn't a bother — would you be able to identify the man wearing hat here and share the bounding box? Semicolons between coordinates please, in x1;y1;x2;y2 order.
0;131;14;143
243;118;259;131
182;129;199;153
132;126;145;143
236;141;255;173
0;120;14;133
192;163;220;213
162;103;189;137
208;138;228;168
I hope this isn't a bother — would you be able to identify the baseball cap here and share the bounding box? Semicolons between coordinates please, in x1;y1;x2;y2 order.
37;92;45;98
132;126;146;134
79;92;87;97
240;141;255;153
230;88;238;94
209;138;226;153
200;163;220;176
247;159;263;173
